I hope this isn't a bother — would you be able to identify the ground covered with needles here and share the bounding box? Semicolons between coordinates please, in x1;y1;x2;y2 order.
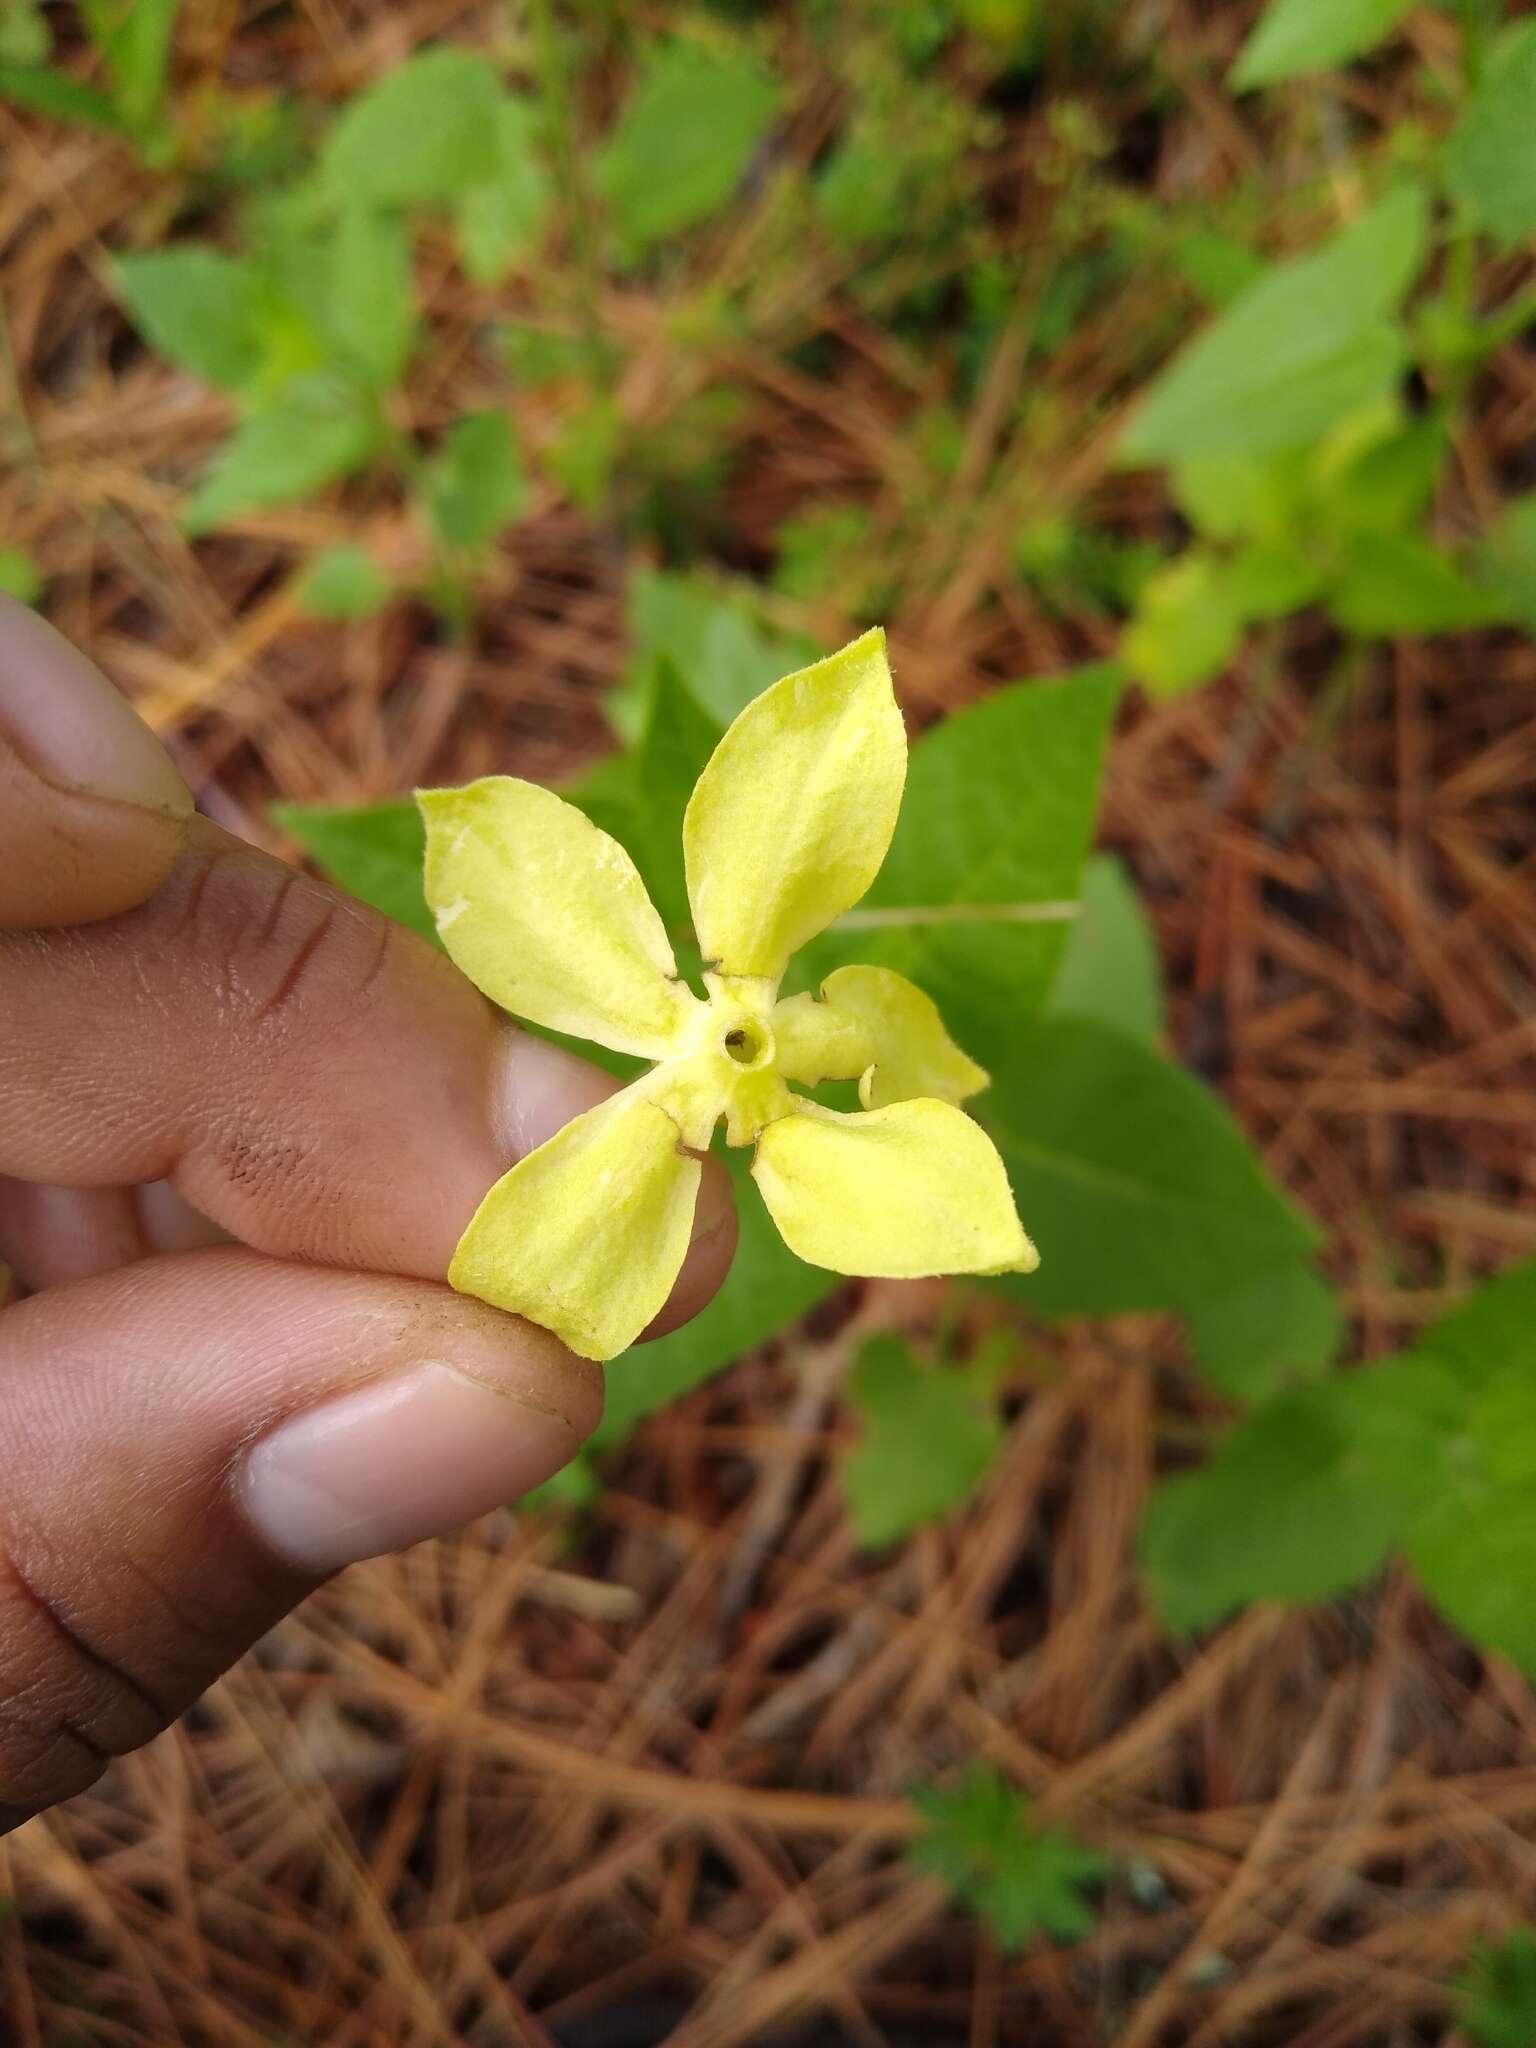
3;3;1536;2043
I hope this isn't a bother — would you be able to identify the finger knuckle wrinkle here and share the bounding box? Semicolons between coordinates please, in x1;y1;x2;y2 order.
0;1542;166;1808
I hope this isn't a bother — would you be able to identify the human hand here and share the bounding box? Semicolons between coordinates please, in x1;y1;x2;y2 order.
0;596;736;1833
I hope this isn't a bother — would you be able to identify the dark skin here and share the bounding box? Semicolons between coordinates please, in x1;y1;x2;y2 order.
0;596;736;1831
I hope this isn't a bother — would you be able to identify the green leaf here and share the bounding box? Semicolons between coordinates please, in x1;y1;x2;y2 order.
328;207;416;393
594;37;779;266
1446;21;1536;247
318;47;502;209
455;97;551;285
630;655;722;929
1171;228;1264;308
424;411;527;552
0;61;126;130
1120;186;1427;464
1408;1483;1536;1677
617;567;815;739
1121;553;1248;697
593;1149;838;1447
1185;1262;1342;1403
0;545;41;604
908;1765;1107;1951
806;666;1123;1072
544;395;622;515
1231;0;1413;90
983;1014;1317;1320
1318;409;1447;537
1455;1929;1536;2048
1328;532;1499;636
1226;541;1327;621
116;247;269;393
0;2;50;67
182;377;378;533
1046;853;1164;1047
86;0;178;131
841;1336;1004;1549
294;544;392;622
1141;1368;1448;1632
271;797;435;945
1474;492;1536;631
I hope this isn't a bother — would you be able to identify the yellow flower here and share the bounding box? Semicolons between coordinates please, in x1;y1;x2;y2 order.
418;630;1039;1361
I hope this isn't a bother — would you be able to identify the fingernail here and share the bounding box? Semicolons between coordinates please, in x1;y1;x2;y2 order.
495;1025;618;1159
0;596;191;816
240;1365;580;1574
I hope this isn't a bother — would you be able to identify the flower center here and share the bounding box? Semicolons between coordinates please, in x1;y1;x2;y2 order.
721;1019;774;1071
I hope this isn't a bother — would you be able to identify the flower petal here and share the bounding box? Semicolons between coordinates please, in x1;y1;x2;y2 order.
683;629;906;983
751;1097;1038;1278
774;965;988;1109
449;1089;702;1362
420;777;698;1058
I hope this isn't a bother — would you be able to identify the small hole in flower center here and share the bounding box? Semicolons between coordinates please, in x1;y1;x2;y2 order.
724;1025;762;1065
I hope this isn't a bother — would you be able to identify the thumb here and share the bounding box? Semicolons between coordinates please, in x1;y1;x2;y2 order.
0;1246;600;1832
0;595;192;928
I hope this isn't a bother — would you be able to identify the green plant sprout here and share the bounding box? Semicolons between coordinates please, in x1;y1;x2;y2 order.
1454;1928;1536;2048
1111;2;1536;708
417;631;1038;1360
908;1764;1108;1951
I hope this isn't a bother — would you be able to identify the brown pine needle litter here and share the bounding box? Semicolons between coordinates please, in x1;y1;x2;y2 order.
4;0;1536;2041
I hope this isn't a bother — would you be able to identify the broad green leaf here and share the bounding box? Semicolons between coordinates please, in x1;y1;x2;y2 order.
1141;1369;1447;1632
908;1766;1107;1951
1171;229;1264;307
630;654;722;930
1231;0;1413;89
1408;1253;1536;1394
1046;853;1164;1046
0;2;49;66
1226;542;1327;621
0;546;41;604
1475;492;1536;631
593;1149;837;1447
1121;553;1247;697
1446;21;1536;247
1329;532;1500;636
1407;1485;1536;1677
1318;410;1447;536
983;1014;1317;1319
1171;450;1310;543
328;207;416;392
318;47;502;208
841;1335;1004;1549
594;38;780;266
455;97;551;285
1454;1929;1536;2048
1185;1262;1342;1403
271;797;435;944
295;544;392;622
424;411;527;551
0;61;125;130
803;666;1123;1071
1120;186;1427;464
182;377;378;533
115;247;269;393
616;567;815;739
86;0;178;131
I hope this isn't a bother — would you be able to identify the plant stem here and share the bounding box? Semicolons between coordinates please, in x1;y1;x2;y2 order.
833;902;1080;931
